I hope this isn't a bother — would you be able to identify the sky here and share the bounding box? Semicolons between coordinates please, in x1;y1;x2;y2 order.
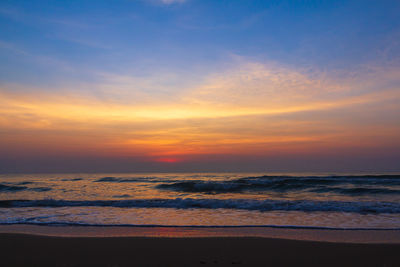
0;0;400;173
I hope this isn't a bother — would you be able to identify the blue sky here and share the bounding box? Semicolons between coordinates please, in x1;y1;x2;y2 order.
1;0;400;172
1;0;399;85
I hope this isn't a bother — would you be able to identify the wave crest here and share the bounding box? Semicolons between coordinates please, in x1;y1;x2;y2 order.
156;175;400;194
1;198;399;214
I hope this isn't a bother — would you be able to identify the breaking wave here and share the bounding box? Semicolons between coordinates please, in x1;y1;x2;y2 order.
0;221;398;230
156;175;400;194
0;198;399;214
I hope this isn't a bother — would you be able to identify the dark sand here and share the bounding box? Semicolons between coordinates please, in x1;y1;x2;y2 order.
1;233;399;266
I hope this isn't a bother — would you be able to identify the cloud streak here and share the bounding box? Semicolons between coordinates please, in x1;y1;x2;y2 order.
159;0;186;4
1;57;399;165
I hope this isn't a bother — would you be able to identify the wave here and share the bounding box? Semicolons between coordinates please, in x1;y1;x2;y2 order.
310;187;400;195
16;181;35;185
157;178;400;194
0;221;399;230
91;175;400;195
94;176;169;183
61;178;83;181
0;184;51;193
0;184;28;192
0;198;399;213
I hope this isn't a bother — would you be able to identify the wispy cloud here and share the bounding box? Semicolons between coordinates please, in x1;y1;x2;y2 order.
1;57;399;118
159;0;186;4
0;40;75;74
145;0;187;6
0;40;27;55
1;56;399;160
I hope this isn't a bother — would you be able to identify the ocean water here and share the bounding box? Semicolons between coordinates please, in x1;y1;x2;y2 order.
0;173;399;229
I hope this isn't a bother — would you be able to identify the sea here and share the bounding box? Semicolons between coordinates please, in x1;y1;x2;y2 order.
0;173;400;230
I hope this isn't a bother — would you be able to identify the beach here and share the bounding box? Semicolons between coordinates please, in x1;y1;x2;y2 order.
1;232;399;267
1;225;400;266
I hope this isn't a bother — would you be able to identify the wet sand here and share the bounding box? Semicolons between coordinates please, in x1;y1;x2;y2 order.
1;233;399;266
1;224;400;243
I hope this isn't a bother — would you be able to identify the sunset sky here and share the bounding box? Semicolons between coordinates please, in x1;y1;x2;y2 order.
1;0;399;173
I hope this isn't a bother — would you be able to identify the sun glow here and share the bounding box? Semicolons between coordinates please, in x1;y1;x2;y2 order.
155;158;180;163
1;59;400;166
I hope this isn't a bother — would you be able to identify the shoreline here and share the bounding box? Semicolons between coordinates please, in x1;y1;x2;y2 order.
1;224;400;244
1;233;400;266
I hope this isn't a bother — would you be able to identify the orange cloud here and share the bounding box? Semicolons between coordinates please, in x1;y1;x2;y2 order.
1;59;399;162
